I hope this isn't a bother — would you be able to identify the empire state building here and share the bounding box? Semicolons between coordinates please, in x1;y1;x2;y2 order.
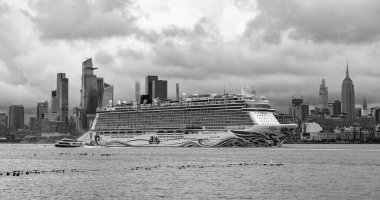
341;63;355;118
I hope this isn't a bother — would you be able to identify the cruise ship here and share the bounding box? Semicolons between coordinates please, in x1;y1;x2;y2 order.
82;90;297;147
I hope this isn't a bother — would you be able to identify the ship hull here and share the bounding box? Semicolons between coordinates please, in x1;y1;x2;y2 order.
83;124;297;148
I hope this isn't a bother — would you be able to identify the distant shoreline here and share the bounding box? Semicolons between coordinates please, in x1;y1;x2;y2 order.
285;141;380;144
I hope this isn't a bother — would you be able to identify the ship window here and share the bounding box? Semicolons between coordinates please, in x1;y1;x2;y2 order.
247;104;271;109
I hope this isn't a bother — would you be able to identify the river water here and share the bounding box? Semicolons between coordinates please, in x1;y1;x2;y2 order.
0;144;379;200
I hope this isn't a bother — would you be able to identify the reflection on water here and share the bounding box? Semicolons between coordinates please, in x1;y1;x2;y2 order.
0;144;379;200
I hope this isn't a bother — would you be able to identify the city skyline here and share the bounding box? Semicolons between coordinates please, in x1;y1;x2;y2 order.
1;0;380;115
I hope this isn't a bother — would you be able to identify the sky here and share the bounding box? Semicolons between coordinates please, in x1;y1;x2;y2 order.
0;0;380;115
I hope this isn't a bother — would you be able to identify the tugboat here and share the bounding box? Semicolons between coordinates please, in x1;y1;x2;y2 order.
54;138;83;148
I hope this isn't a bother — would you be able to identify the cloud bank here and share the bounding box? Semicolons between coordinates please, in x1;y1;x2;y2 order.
0;0;379;115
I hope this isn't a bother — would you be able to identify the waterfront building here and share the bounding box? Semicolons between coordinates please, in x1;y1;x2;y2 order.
37;101;49;121
145;75;158;98
152;80;167;99
306;116;376;131
57;73;69;122
29;117;39;132
301;122;322;141
341;63;355;118
40;120;68;133
9;105;24;132
102;83;114;107
0;113;8;128
51;90;58;112
319;79;328;109
333;100;341;116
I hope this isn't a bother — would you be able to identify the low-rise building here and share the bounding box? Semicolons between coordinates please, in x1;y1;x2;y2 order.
301;122;322;140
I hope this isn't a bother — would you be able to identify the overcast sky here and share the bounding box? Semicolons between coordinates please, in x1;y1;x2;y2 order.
1;0;380;115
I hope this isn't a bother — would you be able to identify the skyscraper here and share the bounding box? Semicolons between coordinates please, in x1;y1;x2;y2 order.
341;63;355;118
290;97;304;121
97;78;104;108
333;100;341;116
51;90;58;113
145;75;168;99
9;105;24;132
301;104;309;120
57;73;69;122
37;101;49;120
81;58;99;115
362;97;368;116
145;75;158;98
80;58;112;129
375;108;380;123
176;83;179;101
152;80;167;99
102;83;114;107
291;97;303;107
135;81;140;103
0;113;8;128
319;79;328;109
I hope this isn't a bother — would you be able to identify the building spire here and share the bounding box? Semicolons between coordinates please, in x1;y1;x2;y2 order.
346;61;349;78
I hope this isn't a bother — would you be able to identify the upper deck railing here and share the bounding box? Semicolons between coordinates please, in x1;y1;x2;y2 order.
97;91;274;113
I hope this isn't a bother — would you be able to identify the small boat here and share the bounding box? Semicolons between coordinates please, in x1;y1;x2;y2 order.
55;138;83;148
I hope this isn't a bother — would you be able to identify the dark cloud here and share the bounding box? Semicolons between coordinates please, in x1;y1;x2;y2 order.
33;0;137;40
1;0;380;115
245;0;380;44
150;38;326;82
95;0;131;12
95;50;114;65
162;18;213;39
0;2;9;13
117;48;145;60
0;6;32;85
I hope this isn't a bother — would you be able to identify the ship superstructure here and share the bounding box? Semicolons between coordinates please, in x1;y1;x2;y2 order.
83;90;297;147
